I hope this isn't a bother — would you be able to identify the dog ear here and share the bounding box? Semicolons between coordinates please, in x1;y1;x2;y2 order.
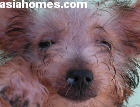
0;0;31;56
117;1;140;56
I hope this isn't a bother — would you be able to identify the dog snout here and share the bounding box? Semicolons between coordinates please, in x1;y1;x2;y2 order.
66;69;93;90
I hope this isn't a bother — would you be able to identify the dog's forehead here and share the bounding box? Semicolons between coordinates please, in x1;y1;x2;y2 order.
31;0;134;44
32;6;116;37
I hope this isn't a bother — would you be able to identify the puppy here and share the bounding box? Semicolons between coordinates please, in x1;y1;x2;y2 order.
0;0;140;107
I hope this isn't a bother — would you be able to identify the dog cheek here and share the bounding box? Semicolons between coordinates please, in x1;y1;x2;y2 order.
117;3;140;56
0;7;31;56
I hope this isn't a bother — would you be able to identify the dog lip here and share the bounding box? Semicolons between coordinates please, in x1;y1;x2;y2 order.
58;92;92;102
57;87;96;102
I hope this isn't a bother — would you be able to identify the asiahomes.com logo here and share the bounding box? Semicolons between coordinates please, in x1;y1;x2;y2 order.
0;0;87;8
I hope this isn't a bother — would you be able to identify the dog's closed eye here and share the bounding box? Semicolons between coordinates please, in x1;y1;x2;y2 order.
38;40;55;49
100;40;111;51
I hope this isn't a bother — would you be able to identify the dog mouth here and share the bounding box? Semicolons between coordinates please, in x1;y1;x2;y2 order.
57;85;97;101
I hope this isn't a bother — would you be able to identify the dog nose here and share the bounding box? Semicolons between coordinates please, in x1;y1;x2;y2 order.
66;69;93;90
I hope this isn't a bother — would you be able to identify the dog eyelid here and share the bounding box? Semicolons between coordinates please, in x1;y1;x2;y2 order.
38;40;55;49
100;40;112;50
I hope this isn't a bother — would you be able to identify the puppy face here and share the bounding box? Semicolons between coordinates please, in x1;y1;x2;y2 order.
0;0;140;106
30;6;139;106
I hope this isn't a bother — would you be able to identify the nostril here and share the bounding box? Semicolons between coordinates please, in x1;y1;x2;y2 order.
74;76;79;82
85;77;92;83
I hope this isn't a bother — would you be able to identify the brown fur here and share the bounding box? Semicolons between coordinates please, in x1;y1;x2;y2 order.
0;0;140;107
